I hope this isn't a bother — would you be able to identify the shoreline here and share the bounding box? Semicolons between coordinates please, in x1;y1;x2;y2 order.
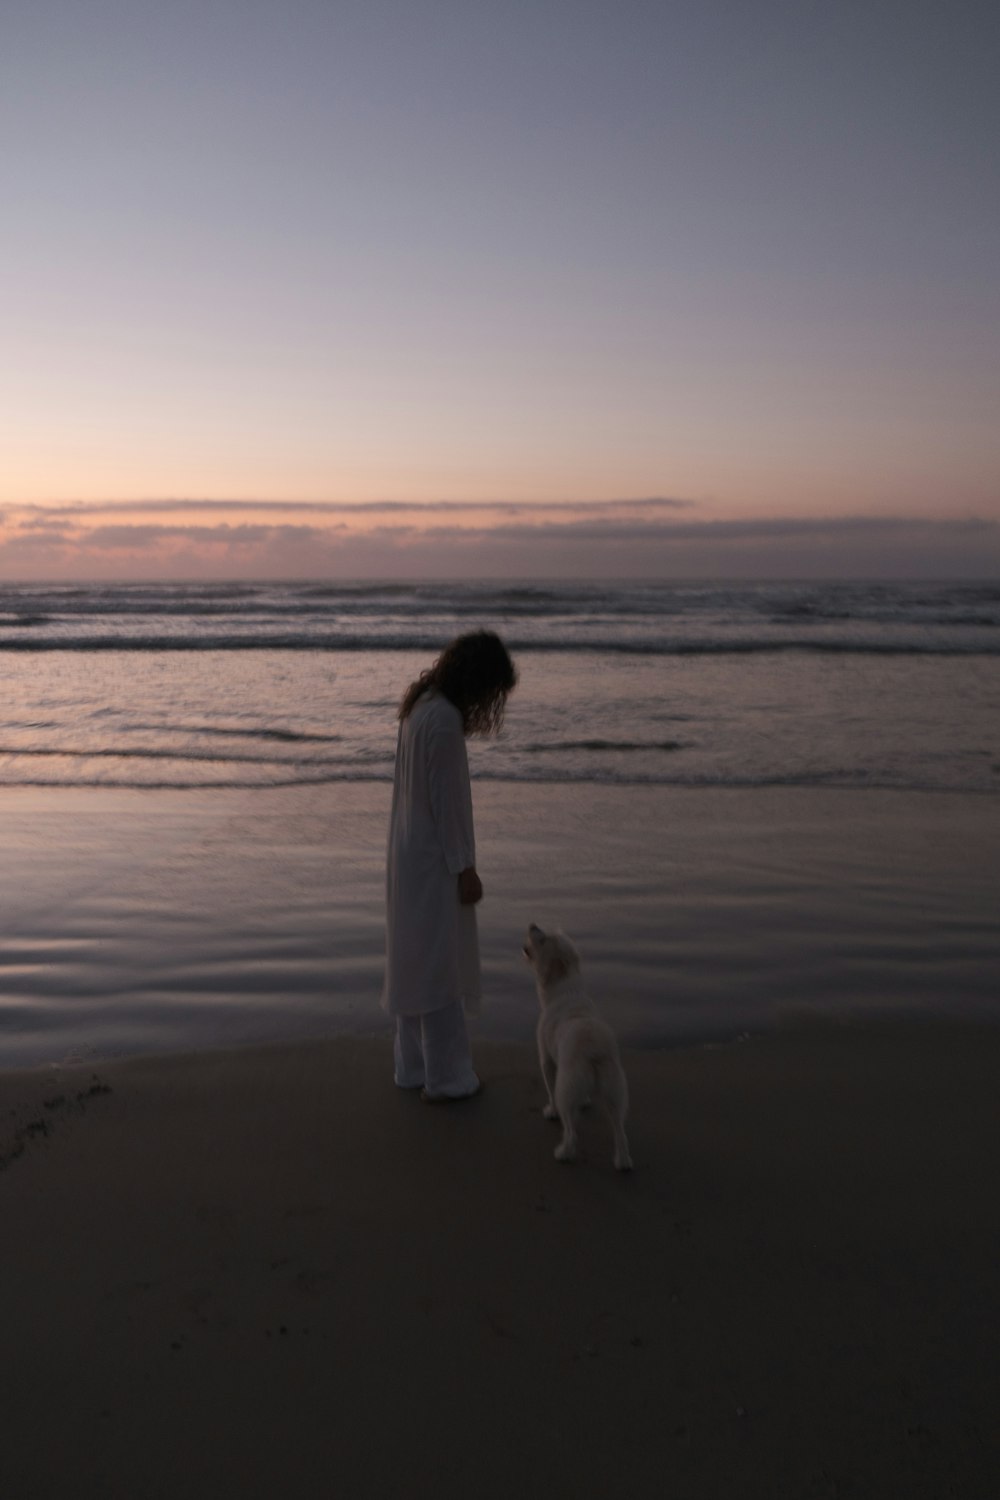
3;778;1000;801
3;1018;999;1498
3;778;999;1068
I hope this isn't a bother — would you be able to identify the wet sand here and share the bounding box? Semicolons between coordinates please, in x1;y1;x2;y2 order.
2;781;998;1065
2;1022;999;1498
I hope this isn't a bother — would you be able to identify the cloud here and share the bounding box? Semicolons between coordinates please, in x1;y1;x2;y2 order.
16;495;696;519
458;514;999;546
317;512;1000;581
2;503;996;581
80;522;337;549
0;517;79;555
3;527;76;552
326;513;996;554
18;517;75;535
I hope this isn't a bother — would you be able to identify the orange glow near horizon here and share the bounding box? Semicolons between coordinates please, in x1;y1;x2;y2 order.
1;493;997;583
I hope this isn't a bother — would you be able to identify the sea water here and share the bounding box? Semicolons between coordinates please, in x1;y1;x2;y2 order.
1;580;998;1065
2;579;998;794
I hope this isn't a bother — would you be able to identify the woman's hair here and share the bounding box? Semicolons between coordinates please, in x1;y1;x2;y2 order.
399;630;517;735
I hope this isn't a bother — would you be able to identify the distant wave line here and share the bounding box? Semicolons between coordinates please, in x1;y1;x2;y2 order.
0;776;383;790
521;738;684;752
0;634;998;656
0;746;393;767
3;599;998;627
130;723;343;743
0;770;995;795
0;598;629;621
1;737;686;760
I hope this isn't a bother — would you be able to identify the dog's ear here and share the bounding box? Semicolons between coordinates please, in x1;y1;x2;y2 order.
547;933;580;983
528;923;545;942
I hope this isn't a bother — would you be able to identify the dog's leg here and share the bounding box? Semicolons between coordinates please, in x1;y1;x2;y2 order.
603;1067;633;1172
553;1115;579;1162
552;1072;580;1163
537;1040;559;1120
610;1114;632;1173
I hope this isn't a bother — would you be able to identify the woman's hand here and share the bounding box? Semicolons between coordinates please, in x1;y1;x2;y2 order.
458;867;483;905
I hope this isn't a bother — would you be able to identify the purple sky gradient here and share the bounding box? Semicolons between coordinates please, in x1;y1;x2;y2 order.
2;0;998;578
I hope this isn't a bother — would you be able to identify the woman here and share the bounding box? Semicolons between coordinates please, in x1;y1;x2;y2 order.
383;630;517;1100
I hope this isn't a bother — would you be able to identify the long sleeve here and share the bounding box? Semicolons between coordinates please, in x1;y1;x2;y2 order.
426;715;476;876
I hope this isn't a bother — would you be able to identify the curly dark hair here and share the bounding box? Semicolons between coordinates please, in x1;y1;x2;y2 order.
399;630;517;736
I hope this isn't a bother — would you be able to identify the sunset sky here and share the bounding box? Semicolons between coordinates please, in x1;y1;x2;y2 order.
3;0;998;579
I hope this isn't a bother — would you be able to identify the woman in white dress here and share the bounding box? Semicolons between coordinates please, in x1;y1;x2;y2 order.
383;631;517;1100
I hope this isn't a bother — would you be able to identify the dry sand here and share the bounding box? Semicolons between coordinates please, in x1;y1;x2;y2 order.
2;1022;999;1499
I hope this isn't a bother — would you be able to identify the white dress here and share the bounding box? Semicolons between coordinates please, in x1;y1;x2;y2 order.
382;690;482;1017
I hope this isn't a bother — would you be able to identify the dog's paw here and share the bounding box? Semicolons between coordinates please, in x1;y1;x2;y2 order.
554;1141;577;1163
614;1152;634;1173
542;1103;559;1121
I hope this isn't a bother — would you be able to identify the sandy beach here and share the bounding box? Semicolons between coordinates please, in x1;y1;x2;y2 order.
3;738;998;1497
2;1021;998;1498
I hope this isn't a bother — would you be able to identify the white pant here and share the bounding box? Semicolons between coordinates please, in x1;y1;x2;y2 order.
393;1002;480;1098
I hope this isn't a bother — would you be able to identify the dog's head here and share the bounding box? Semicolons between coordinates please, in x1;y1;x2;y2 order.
522;923;581;993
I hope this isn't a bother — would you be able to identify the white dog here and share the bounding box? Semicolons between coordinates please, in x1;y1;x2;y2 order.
523;924;632;1171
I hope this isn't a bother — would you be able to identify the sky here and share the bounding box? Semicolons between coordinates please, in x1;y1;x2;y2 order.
2;0;998;580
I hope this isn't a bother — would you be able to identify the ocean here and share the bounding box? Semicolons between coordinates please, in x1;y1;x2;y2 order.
2;578;999;794
1;579;998;1067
